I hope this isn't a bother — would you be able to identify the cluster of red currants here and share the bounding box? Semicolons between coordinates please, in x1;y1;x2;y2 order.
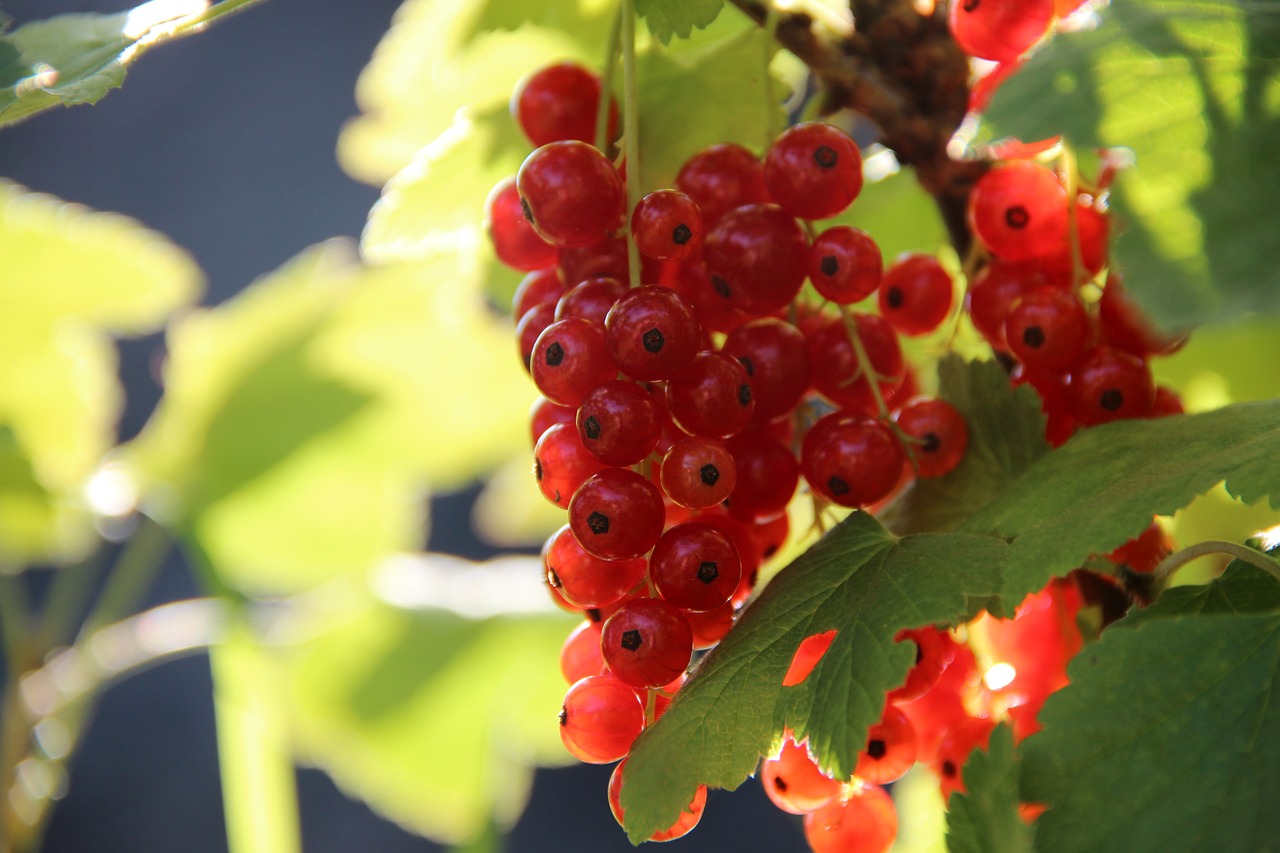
491;59;974;843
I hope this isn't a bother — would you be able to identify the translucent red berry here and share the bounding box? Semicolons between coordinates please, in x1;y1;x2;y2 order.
675;142;770;228
601;597;694;688
568;468;666;560
649;522;742;612
512;62;618;148
577;380;662;466
801;414;905;507
703;203;809;315
666;351;755;438
803;782;898;853
605;286;701;381
517;140;626;247
969;160;1069;262
487;177;559;272
760;735;842;814
764;122;863;220
878;253;954;336
809;225;882;304
660;435;737;509
559;674;645;763
631;188;703;262
894;398;969;478
530;317;617;406
609;759;707;842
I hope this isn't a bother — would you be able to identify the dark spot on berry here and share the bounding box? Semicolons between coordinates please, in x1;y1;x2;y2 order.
1022;325;1046;348
587;511;610;534
711;275;731;298
745;566;758;588
867;739;887;760
737;355;755;376
672;223;693;245
962;0;979;10
700;464;720;486
1101;389;1124;411
546;567;562;588
922;432;940;453
813;145;838;169
828;476;849;496
545;341;565;366
1005;205;1030;229
820;255;839;277
520;196;535;223
558;707;568;726
773;775;788;792
621;629;643;651
583;415;602;440
914;640;924;664
941;759;957;778
586;608;602;623
553;489;562;503
534;457;543;480
738;384;752;407
886;287;904;309
697;561;719;583
643;327;665;353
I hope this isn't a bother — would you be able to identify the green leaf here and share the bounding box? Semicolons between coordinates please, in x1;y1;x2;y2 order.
0;181;200;564
1021;566;1280;852
962;399;1280;613
619;512;1004;841
1125;560;1280;624
946;724;1033;853
881;357;1048;536
635;0;723;44
818;167;950;266
0;2;220;126
983;1;1280;330
286;558;575;846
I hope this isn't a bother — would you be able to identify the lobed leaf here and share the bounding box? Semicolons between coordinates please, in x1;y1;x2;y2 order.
984;0;1280;330
961;399;1280;613
946;724;1033;853
619;511;1004;841
635;0;724;44
1021;564;1280;852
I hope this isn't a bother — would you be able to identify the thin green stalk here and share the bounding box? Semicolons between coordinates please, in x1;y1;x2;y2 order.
837;304;889;419
78;515;171;640
35;547;107;654
1152;540;1280;589
595;7;623;154
0;573;31;677
760;2;782;144
621;0;642;289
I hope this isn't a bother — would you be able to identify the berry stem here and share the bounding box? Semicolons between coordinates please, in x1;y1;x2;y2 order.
760;2;783;145
838;304;890;419
1151;540;1280;589
621;0;643;289
595;6;624;154
1060;143;1086;288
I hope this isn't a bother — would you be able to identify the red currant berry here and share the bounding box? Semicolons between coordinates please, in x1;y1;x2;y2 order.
487;177;559;272
512;62;618;148
721;318;811;421
965;259;1051;350
935;715;996;798
949;0;1054;63
568;468;666;560
513;267;567;324
605;286;702;381
809;225;882;304
969;160;1069;262
543;524;647;609
533;422;608;508
529;396;576;446
577;380;662;466
559;674;645;763
888;626;954;703
703;203;809;315
803;782;898;853
555;275;625;324
560;620;606;684
666;351;755;438
609;759;707;842
530;317;617;406
601;597;694;688
516;302;557;373
760;735;842;814
1006;286;1090;374
894;398;969;478
517;141;625;247
855;703;918;784
631;189;703;262
764;122;863;220
660;435;737;509
878;253;954;336
675;142;770;228
687;600;737;648
649;522;742;612
801;413;905;507
807;313;904;413
723;428;800;521
1066;345;1156;426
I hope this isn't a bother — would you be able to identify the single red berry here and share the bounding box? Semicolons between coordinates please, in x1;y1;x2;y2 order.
529;396;576;446
723;428;800;521
543;524;647;609
517;141;625;247
703;203;809;315
878;253;954;336
631;189;704;262
803;782;898;853
809;225;882;304
969;160;1069;262
666;351;755;438
601;597;694;688
609;758;707;842
801;414;905;507
764;122;863;220
1006;286;1091;374
721;318;811;421
949;0;1054;63
660;435;737;509
675;142;770;228
605;286;702;381
577;380;662;466
807;313;905;413
1066;345;1156;426
487;177;559;272
512;62;618;148
568;468;666;560
559;674;645;763
965;259;1056;350
560;620;605;684
855;703;918;784
888;626;954;703
516;302;557;373
1098;274;1188;357
555;275;625;324
686;600;737;649
760;735;842;815
649;522;742;612
533;422;607;508
512;267;567;324
530;317;617;406
894;398;969;478
935;715;996;798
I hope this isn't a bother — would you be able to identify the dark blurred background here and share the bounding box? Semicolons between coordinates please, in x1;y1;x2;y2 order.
0;1;807;849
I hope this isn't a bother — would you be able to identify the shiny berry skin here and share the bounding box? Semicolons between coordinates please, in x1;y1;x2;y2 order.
801;414;906;507
558;674;645;763
675;142;770;227
949;0;1054;63
558;234;629;284
894;398;969;478
609;759;707;842
530;317;617;406
631;189;703;262
887;626;954;703
660;435;737;509
487;177;559;272
512;62;618;148
764;122;863;220
721;318;811;421
649;522;742;612
724;428;800;521
517;141;626;247
568;468;666;560
516;302;557;373
878;253;954;336
687;600;737;648
560;620;605;684
760;735;842;814
534;422;607;508
965;259;1047;350
605;286;701;381
809;225;882;304
529;396;576;446
803;782;898;853
666;351;755;438
855;703;918;784
513;267;567;323
555;275;626;324
1006;286;1090;374
543;524;647;609
703;203;809;315
577;380;662;466
969;160;1069;262
1067;345;1156;426
601;597;694;688
935;715;996;798
808;313;904;413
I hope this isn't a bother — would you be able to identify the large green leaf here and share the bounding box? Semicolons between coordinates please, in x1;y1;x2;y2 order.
619;512;1004;841
961;399;1280;613
635;0;724;44
881;357;1048;536
0;180;201;563
1021;564;1280;852
0;1;226;126
126;242;531;595
286;557;575;846
946;724;1032;853
983;1;1280;330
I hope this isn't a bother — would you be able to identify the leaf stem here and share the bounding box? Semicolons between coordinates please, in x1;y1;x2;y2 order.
78;515;170;640
621;0;642;289
1152;540;1280;589
595;5;623;154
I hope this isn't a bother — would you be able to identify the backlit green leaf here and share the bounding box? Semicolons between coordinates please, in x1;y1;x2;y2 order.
962;399;1280;613
983;0;1280;330
619;512;1004;841
635;0;723;44
946;724;1032;853
1021;565;1280;852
